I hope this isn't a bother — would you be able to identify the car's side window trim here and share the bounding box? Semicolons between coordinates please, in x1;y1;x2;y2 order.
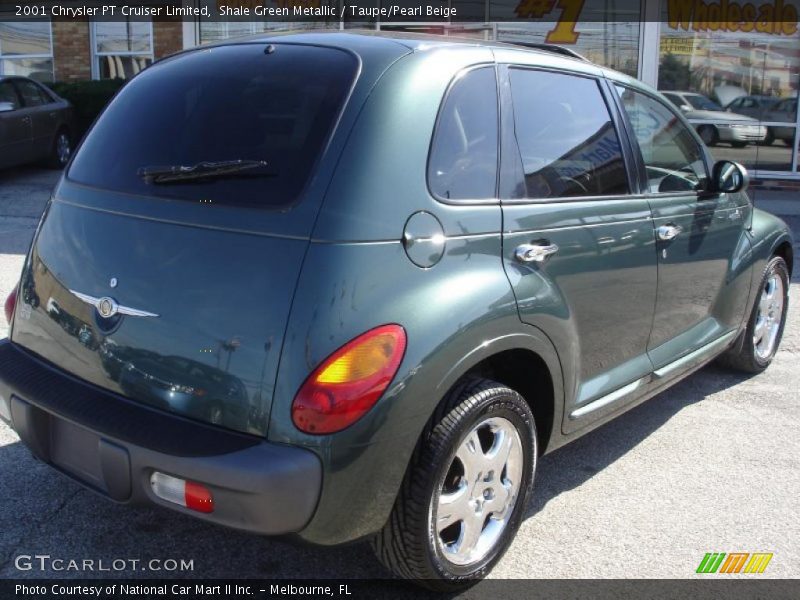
601;77;648;195
609;82;712;199
597;77;642;196
500;192;651;206
499;64;635;205
427;62;501;206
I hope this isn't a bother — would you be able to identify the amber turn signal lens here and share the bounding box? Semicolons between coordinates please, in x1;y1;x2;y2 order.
291;324;406;434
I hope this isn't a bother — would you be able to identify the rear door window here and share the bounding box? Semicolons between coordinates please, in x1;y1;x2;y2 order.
613;86;707;193
428;67;499;201
508;69;629;199
68;44;357;208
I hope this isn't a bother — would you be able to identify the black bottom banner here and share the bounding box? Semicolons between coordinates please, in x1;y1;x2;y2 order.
4;579;800;600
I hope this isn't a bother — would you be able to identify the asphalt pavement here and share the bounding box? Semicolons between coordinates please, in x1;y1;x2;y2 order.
0;167;798;583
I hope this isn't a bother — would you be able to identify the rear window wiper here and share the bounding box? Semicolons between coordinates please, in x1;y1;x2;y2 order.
138;160;270;183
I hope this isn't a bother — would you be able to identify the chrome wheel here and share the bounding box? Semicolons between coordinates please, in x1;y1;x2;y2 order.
754;272;785;360
432;416;523;567
56;133;71;165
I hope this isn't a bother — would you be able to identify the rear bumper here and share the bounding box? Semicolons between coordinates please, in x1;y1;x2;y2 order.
0;340;321;535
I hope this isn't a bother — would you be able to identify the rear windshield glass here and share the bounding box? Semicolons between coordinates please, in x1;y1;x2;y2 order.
68;44;357;208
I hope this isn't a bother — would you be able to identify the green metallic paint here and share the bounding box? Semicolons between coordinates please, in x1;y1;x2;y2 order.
312;46;498;243
501;198;659;435
271;234;552;544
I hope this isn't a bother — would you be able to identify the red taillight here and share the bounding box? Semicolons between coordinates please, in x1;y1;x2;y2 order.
292;324;407;434
4;284;18;324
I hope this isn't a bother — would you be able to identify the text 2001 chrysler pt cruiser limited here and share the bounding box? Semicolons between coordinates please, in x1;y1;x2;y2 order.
0;32;793;588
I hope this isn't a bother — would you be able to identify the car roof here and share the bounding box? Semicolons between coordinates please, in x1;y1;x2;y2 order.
161;30;663;96
0;75;44;85
202;29;596;69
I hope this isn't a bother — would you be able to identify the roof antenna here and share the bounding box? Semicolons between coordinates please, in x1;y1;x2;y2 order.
264;44;276;55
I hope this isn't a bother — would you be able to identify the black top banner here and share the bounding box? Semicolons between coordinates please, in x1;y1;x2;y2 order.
2;0;799;26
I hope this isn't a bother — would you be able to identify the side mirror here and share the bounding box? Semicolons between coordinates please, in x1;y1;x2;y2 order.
680;105;691;112
710;160;748;194
0;101;16;113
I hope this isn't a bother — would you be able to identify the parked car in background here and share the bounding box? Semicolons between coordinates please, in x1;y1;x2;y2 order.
0;33;793;589
726;95;798;146
0;75;75;170
662;90;766;147
725;95;780;120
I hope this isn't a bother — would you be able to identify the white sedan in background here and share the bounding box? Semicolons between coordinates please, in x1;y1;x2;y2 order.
661;90;767;147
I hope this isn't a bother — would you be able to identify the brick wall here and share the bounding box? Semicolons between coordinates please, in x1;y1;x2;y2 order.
154;20;184;60
52;19;92;82
48;18;181;82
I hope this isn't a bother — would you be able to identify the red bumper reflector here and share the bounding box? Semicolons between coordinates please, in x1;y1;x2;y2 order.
4;283;18;324
184;481;214;513
150;472;214;513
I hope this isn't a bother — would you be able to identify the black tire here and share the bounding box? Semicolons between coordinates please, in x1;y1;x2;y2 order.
731;141;748;148
372;377;536;591
758;129;775;146
719;256;790;373
48;128;72;169
698;125;719;146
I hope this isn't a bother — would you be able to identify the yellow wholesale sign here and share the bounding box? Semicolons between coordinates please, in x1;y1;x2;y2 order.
666;0;799;36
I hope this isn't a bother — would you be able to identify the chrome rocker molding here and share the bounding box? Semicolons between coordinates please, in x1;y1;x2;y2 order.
569;330;739;420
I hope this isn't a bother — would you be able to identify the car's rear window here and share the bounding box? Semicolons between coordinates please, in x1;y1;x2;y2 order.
68;44;357;208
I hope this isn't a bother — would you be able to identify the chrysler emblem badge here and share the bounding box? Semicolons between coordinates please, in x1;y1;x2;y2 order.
97;297;119;318
68;290;159;319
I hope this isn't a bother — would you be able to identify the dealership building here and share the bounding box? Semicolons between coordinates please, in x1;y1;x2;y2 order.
1;0;798;182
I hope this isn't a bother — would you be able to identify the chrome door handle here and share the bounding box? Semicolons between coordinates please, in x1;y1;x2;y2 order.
515;242;559;263
656;224;683;241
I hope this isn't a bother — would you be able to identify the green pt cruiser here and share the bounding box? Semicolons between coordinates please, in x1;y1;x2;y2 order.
0;32;793;588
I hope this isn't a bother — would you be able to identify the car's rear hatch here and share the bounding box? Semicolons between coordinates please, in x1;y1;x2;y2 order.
10;40;404;436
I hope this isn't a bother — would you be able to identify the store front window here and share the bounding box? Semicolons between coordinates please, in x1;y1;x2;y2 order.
493;0;641;77
93;19;154;80
0;20;54;82
658;0;799;175
199;20;333;44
